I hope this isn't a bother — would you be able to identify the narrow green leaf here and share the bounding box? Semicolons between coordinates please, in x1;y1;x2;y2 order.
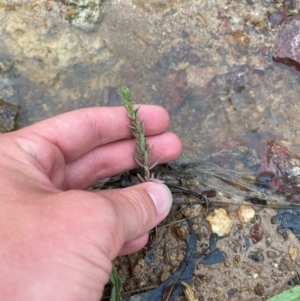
267;286;300;301
109;263;122;301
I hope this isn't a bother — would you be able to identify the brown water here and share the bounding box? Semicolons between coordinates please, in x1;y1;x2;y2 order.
1;0;300;161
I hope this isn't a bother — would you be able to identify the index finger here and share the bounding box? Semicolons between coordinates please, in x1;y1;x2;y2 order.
17;106;170;162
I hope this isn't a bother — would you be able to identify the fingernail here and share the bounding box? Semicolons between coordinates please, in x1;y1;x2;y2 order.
146;183;173;215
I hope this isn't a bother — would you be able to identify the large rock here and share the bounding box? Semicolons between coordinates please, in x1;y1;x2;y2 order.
273;15;300;71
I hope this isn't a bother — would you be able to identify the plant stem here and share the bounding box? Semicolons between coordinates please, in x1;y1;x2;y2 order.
120;87;159;181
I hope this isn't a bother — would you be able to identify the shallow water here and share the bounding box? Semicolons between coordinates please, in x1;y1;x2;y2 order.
2;1;300;300
1;0;300;161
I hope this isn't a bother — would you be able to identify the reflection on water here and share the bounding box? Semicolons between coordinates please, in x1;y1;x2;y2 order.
0;0;300;160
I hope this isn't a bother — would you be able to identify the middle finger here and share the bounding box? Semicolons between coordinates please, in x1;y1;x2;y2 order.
63;132;181;190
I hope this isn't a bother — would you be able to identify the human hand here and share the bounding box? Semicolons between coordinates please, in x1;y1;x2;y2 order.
0;106;181;300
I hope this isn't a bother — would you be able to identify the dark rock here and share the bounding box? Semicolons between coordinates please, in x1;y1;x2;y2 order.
242;236;251;251
266;251;278;259
273;208;300;239
268;12;284;28
279;257;294;271
254;283;265;296
250;224;264;244
288;273;300;286
248;252;264;262
0;99;19;133
227;288;238;298
273;16;300;71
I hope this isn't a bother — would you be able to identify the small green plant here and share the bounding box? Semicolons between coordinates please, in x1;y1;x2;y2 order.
109;263;122;301
120;87;161;182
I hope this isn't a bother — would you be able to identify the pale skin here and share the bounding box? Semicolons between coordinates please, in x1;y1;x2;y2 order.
0;106;181;301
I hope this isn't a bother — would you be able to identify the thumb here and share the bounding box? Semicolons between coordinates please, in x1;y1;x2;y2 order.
95;182;172;254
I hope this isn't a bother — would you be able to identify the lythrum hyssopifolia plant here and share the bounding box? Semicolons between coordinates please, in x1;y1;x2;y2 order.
120;87;162;182
110;87;162;301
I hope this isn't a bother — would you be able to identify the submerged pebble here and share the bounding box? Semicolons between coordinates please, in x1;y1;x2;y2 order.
206;208;233;237
227;288;238;298
250;224;264;244
237;205;255;223
288;245;298;261
254;283;265;296
273;209;300;239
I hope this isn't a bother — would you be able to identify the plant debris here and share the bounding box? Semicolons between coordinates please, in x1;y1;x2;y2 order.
124;220;226;300
272;209;300;239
